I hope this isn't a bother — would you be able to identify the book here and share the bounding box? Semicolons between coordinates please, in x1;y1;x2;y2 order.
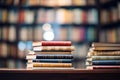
33;46;75;52
35;54;73;59
92;42;120;47
86;66;120;69
87;56;120;61
8;26;16;42
30;67;74;70
27;63;72;67
32;41;71;46
87;51;120;56
91;47;120;51
29;59;72;63
35;51;72;54
86;60;120;65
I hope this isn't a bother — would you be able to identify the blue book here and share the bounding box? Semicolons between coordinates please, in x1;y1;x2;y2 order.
32;59;72;63
92;60;120;65
36;54;73;59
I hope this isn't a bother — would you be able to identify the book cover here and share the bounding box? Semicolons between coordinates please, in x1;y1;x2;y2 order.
32;41;71;46
86;60;120;65
35;51;72;54
33;46;75;52
36;54;73;59
87;51;120;56
33;62;72;67
32;59;72;63
92;42;120;47
87;56;120;61
91;46;120;51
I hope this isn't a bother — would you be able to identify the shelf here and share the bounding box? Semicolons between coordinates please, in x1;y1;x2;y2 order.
0;22;98;27
0;69;120;80
0;57;26;62
100;21;120;29
0;5;97;10
60;23;97;27
100;0;118;9
0;40;18;43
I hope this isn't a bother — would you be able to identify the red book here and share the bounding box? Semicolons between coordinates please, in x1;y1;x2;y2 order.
18;10;24;23
32;41;72;46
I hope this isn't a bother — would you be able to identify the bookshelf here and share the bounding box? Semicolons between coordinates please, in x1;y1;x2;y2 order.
99;0;120;43
0;0;99;69
0;69;120;80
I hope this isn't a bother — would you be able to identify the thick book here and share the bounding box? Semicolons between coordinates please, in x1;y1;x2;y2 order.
35;51;72;54
91;47;120;51
26;54;73;60
92;42;120;47
86;60;120;65
87;56;120;61
87;51;120;57
27;63;72;67
28;59;72;63
35;54;73;59
86;66;120;69
32;41;71;46
33;46;75;52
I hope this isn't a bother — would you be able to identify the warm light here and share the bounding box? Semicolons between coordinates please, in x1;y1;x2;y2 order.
43;31;54;41
42;23;52;31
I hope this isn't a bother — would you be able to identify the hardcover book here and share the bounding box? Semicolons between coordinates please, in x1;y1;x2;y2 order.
28;63;72;67
32;41;71;46
92;42;120;47
33;46;75;52
31;59;72;63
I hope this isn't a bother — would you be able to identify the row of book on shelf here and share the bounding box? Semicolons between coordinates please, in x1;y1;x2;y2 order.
99;27;120;43
26;41;75;69
0;26;97;42
0;0;96;6
86;42;120;69
100;2;120;24
0;59;25;68
0;8;98;24
0;43;17;58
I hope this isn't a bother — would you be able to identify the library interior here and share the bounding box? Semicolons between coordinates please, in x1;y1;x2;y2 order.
0;0;120;70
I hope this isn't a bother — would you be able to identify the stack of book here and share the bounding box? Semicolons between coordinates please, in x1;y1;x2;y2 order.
86;42;120;69
26;41;75;69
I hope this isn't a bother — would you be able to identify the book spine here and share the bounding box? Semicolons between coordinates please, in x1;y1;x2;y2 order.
33;63;72;67
41;41;71;46
87;66;120;69
87;56;120;60
92;42;120;47
36;54;73;59
32;59;72;63
33;46;75;52
32;41;71;46
92;47;120;51
35;52;72;54
92;60;120;65
88;51;120;56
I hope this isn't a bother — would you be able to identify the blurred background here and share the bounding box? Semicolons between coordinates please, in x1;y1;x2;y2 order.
0;0;120;69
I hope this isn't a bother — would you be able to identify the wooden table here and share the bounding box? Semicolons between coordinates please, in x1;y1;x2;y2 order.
0;68;120;80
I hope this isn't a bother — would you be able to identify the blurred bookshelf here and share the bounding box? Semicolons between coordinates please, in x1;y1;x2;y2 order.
99;0;120;43
2;0;120;69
